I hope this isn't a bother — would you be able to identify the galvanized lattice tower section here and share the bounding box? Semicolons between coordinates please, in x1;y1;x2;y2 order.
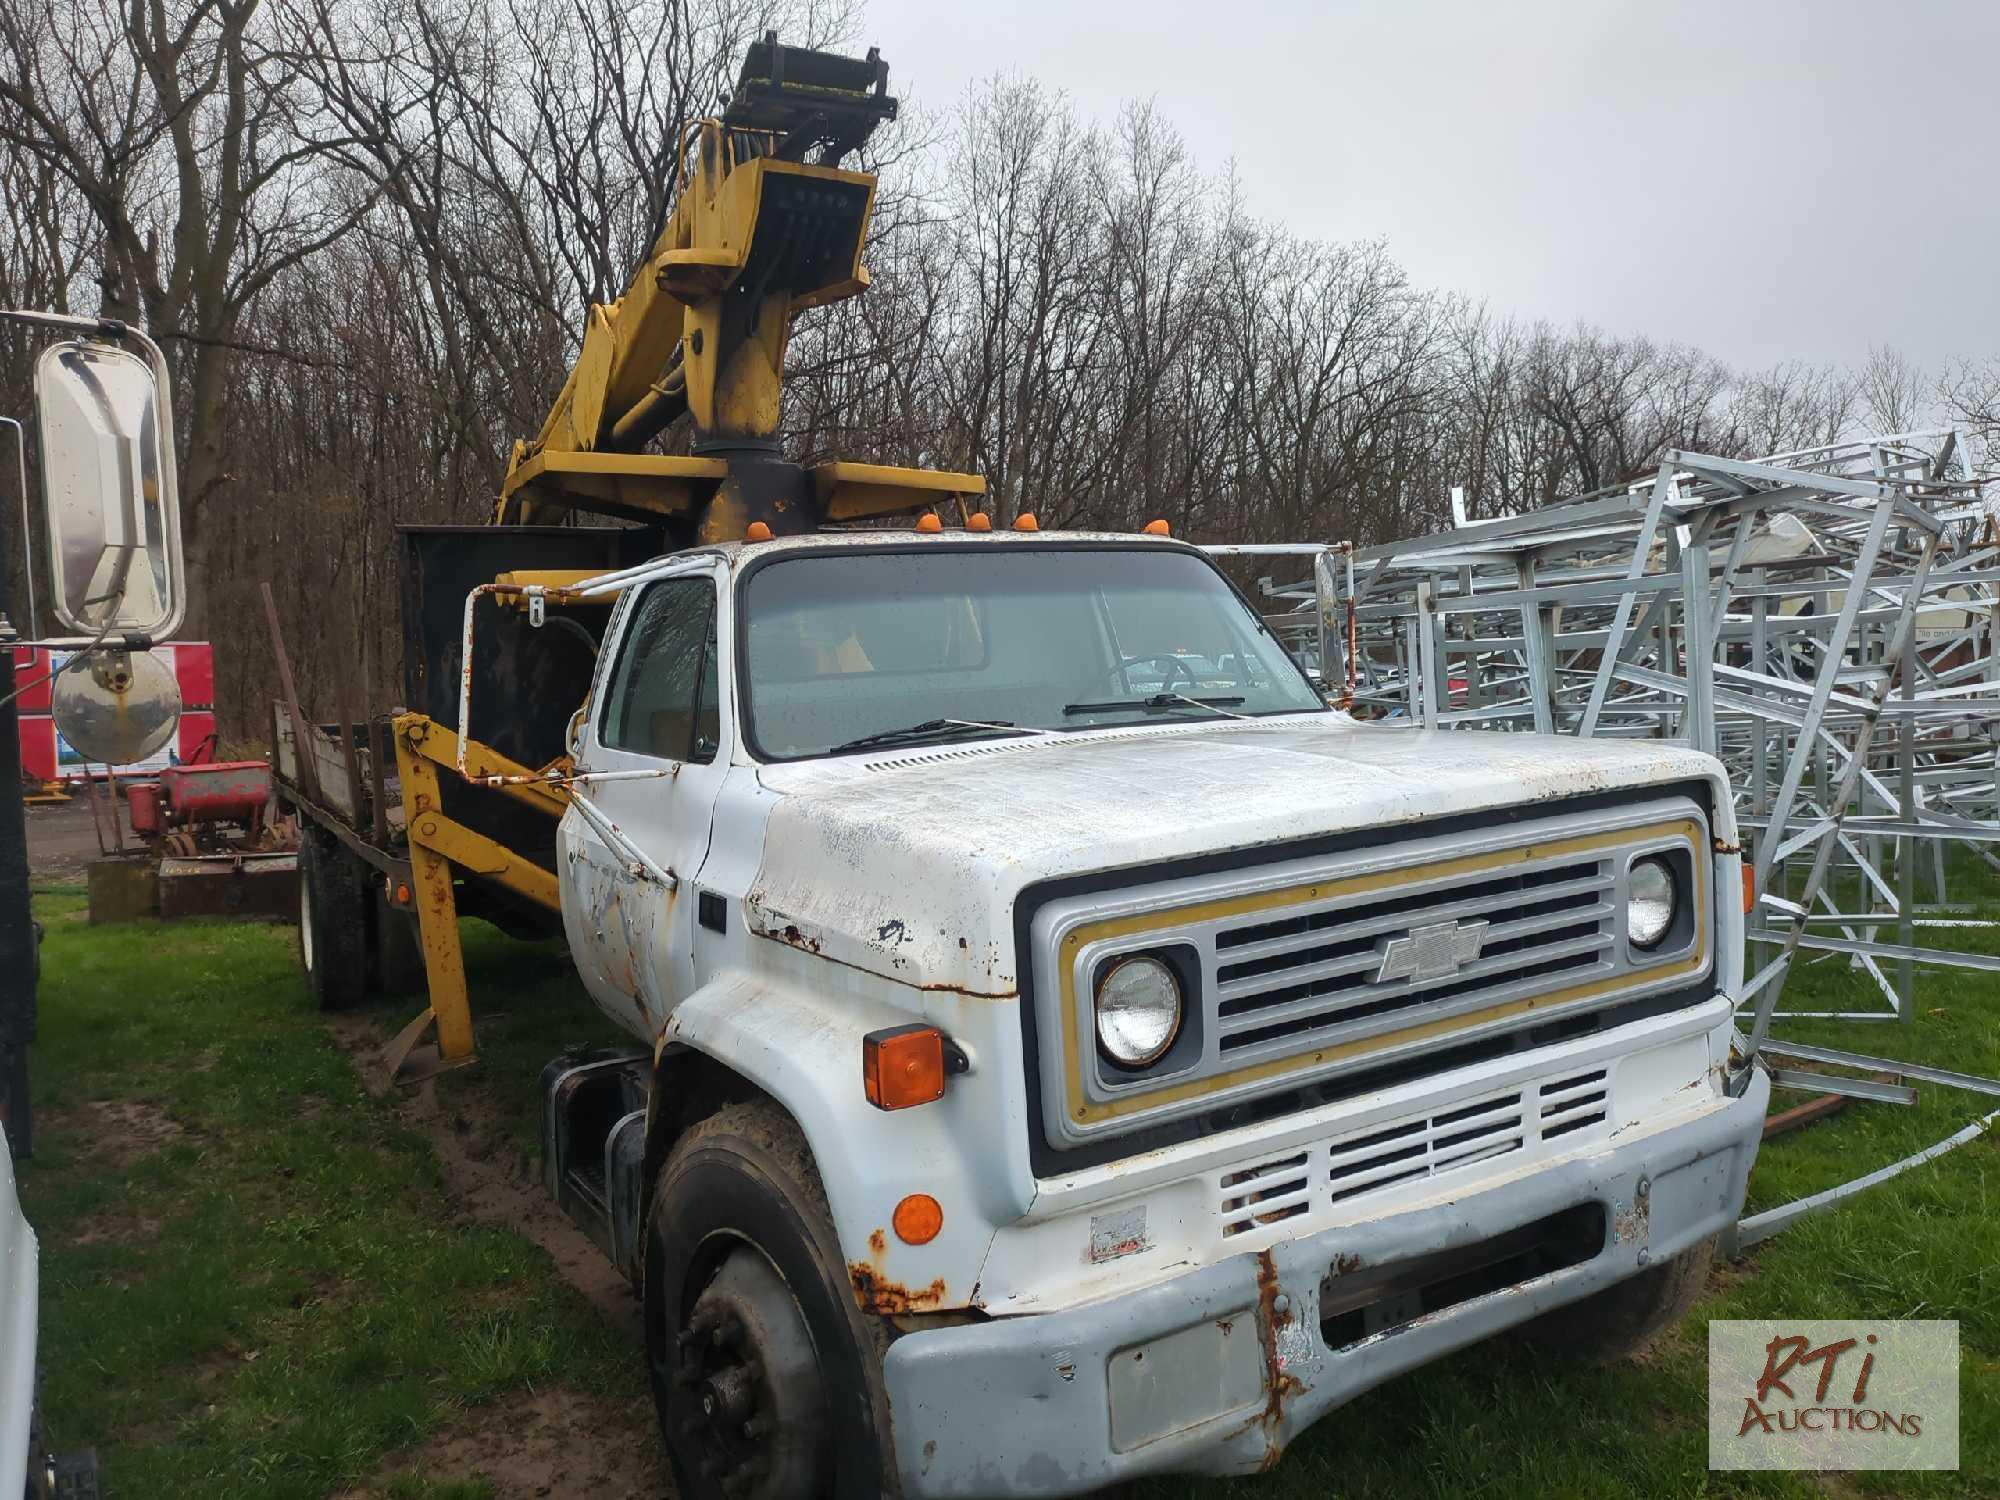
1280;433;1999;1040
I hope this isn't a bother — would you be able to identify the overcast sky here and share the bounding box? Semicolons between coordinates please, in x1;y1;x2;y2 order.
865;0;1997;375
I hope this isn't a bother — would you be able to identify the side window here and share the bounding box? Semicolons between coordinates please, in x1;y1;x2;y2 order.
602;577;721;763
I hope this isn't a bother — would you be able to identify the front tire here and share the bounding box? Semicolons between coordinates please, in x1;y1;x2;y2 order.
297;833;367;1011
645;1101;895;1500
1522;1235;1716;1362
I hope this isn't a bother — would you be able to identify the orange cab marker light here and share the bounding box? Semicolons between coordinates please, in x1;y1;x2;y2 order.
745;521;774;542
863;1024;946;1111
966;511;992;532
1142;518;1170;536
1012;512;1039;532
1742;861;1755;915
915;512;943;533
395;882;411;905
893;1193;944;1245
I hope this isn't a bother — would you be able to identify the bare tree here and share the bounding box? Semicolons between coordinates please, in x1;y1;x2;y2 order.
1860;344;1929;434
0;0;379;555
0;1;1974;744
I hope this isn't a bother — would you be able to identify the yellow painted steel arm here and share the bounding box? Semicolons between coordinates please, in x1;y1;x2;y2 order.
502;40;898;524
496;37;990;539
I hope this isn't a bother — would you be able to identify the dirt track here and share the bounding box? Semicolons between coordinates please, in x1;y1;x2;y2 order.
323;1013;673;1499
26;794;115;884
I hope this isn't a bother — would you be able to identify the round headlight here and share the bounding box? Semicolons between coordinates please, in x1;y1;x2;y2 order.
1629;856;1678;949
1095;955;1183;1069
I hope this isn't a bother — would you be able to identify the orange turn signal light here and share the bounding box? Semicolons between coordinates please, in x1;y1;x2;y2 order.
745;521;774;542
893;1193;944;1245
1741;861;1755;915
1012;512;1039;532
863;1024;946;1110
915;513;943;533
1142;518;1171;536
966;511;992;532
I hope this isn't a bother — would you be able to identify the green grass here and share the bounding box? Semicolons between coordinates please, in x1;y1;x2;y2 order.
18;894;633;1497
16;871;2000;1496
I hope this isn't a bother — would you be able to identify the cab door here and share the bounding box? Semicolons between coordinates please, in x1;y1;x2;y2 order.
560;561;730;1036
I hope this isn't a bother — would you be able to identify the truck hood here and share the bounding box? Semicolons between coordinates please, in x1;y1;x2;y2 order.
742;714;1725;997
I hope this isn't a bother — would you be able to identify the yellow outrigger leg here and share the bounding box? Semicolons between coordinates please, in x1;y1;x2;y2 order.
382;712;569;1084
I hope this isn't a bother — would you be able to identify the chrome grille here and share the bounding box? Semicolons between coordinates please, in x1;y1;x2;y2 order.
1036;795;1711;1152
1212;856;1615;1056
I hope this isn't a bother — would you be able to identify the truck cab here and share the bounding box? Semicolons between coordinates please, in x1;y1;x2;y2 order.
545;524;1767;1499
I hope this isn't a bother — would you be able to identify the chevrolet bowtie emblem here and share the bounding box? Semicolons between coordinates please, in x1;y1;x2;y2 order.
1376;918;1489;984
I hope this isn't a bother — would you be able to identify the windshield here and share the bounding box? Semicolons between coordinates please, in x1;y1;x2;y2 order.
741;545;1325;760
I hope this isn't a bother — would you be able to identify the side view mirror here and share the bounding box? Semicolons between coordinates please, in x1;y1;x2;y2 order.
33;330;184;641
1314;544;1350;703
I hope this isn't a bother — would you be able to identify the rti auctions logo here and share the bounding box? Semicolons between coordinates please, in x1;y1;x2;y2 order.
1736;1330;1919;1438
1710;1319;1958;1471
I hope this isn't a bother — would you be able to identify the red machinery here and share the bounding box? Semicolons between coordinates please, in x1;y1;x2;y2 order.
125;761;272;855
114;759;293;920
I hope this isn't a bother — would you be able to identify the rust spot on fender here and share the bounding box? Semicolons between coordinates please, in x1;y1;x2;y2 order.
849;1261;948;1314
775;923;822;955
868;1228;887;1256
918;979;1020;998
1332;1252;1362;1276
749;914;1016;998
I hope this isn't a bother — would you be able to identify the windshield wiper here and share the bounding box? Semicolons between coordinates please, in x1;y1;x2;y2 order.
1061;694;1248;717
827;718;1026;754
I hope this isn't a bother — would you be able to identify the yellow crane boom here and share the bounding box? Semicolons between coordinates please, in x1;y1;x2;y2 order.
499;34;983;540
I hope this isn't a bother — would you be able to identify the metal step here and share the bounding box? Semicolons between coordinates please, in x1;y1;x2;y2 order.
541;1048;651;1280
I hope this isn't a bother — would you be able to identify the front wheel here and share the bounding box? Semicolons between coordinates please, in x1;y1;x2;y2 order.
645;1101;895;1500
1521;1235;1716;1362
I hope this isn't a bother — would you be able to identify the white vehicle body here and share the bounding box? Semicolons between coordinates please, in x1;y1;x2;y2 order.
556;531;1766;1494
0;1127;38;1497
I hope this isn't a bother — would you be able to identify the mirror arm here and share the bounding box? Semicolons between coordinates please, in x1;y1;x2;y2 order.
0;310;128;338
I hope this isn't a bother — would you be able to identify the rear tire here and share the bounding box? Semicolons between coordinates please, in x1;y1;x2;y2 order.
297;833;367;1011
645;1101;896;1500
1522;1235;1716;1362
368;887;426;996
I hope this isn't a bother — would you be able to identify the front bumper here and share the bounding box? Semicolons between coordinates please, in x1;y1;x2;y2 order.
883;1066;1767;1497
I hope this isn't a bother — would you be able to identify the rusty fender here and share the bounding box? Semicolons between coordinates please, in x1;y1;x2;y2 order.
661;969;1019;1318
